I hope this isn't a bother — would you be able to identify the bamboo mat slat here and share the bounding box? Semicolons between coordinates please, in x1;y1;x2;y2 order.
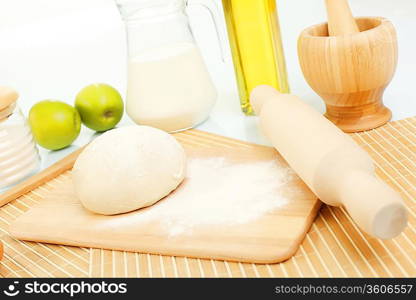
1;117;416;278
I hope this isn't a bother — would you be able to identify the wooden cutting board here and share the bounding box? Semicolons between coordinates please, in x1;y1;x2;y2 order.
8;131;320;264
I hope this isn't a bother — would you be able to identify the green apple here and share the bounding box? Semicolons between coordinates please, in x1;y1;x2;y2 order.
75;83;124;132
29;100;81;150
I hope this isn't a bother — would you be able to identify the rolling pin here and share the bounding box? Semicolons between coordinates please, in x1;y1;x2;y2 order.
325;0;359;36
251;85;407;239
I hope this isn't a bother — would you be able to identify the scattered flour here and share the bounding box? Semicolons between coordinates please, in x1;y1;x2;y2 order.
137;157;293;236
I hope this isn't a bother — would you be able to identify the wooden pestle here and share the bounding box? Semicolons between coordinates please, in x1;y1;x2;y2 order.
325;0;359;35
251;85;407;239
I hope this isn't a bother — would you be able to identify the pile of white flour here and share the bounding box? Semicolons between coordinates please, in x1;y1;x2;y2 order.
138;157;293;236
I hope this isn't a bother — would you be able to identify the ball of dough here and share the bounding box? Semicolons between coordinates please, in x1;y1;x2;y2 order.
72;125;186;215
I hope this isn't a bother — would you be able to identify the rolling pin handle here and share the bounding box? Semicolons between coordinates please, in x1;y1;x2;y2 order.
340;171;408;239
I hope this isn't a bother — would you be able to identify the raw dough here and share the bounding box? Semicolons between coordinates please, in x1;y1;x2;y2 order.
72;125;186;215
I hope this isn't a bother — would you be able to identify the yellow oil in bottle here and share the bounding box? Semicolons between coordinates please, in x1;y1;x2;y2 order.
222;0;290;115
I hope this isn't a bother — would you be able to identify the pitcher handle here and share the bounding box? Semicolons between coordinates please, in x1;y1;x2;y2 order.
186;0;228;62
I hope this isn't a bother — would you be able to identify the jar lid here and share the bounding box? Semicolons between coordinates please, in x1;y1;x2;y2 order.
0;86;19;121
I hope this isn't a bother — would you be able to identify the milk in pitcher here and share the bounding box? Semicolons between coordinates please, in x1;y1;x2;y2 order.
126;43;217;132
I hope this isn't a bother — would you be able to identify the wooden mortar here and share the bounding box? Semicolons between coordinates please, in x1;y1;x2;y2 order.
298;17;398;132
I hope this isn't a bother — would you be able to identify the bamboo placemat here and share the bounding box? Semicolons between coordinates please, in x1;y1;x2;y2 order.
0;117;415;278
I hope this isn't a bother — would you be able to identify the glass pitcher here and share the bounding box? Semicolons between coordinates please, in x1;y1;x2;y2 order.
115;0;223;132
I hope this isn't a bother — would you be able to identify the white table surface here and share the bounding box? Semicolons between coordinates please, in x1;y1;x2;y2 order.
0;0;415;172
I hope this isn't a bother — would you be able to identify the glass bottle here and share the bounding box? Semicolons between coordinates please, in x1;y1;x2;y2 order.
115;0;224;132
0;88;40;191
222;0;290;115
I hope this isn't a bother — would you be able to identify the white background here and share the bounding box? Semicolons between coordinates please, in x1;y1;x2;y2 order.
0;0;415;167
